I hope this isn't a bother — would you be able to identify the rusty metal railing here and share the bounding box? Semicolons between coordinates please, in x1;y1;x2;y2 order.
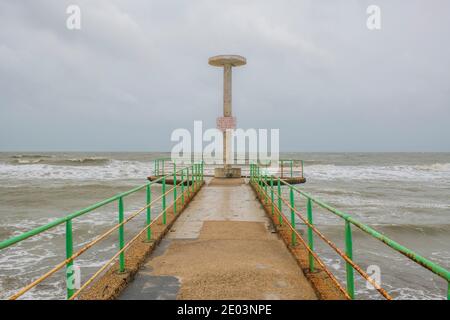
250;163;450;300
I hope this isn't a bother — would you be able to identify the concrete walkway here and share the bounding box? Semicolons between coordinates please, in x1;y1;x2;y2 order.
119;178;317;300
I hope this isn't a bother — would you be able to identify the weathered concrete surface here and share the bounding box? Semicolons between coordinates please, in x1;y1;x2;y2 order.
118;178;317;300
167;178;270;240
79;182;204;300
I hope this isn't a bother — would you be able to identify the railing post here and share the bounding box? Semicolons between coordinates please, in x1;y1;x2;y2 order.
289;186;296;246
201;161;204;182
277;178;282;225
181;169;185;206
162;159;165;175
259;168;263;196
187;167;190;197
196;163;199;183
263;174;267;204
345;220;355;299
281;160;284;178
270;176;274;215
307;198;314;272
191;165;194;193
65;219;75;299
258;167;262;192
173;163;177;215
146;184;152;241
162;176;167;225
118;197;125;272
290;160;293;178
193;164;197;188
301;160;304;179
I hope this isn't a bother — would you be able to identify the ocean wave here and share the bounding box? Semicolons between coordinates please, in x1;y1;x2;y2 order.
11;157;110;166
2;158;450;183
412;163;450;171
11;154;53;159
15;159;43;164
367;223;450;234
0;160;152;181
306;163;450;181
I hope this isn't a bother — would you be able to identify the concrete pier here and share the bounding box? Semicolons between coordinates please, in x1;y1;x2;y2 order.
119;178;317;300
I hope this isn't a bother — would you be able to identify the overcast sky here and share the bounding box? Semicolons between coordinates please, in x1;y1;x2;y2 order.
0;0;449;152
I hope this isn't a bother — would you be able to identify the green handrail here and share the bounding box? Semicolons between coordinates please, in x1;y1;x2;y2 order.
0;161;204;300
0;174;167;250
250;163;450;300
254;159;304;179
291;184;450;283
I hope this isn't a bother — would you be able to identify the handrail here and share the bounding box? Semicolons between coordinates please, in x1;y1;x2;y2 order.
285;181;450;283
256;183;352;299
250;163;450;300
257;178;391;299
0;161;205;300
0;166;191;251
8;181;180;300
69;181;192;300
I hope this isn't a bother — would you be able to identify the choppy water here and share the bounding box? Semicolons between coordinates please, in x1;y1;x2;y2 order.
0;152;449;300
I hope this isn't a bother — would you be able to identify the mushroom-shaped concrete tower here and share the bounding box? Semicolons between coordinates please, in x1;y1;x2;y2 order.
209;55;246;178
209;55;246;117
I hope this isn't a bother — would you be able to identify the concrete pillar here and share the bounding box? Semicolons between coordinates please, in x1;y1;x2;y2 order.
223;64;232;117
209;55;246;177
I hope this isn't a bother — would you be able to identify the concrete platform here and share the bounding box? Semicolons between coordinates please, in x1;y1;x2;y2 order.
147;176;192;186
214;167;241;178
119;178;317;300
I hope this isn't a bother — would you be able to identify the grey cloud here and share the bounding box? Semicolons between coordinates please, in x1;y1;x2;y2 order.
0;0;449;151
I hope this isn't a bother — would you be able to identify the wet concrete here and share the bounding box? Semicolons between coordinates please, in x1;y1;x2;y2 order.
119;273;180;300
167;178;273;240
118;178;317;300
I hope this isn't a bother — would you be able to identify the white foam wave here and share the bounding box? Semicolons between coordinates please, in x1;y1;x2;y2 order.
306;163;450;181
0;160;152;181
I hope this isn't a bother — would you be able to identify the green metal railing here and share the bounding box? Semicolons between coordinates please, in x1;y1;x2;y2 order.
250;163;450;300
153;157;171;176
249;159;304;179
0;161;205;300
279;159;304;179
159;157;303;179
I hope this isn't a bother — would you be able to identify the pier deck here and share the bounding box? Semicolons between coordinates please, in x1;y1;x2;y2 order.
119;178;317;300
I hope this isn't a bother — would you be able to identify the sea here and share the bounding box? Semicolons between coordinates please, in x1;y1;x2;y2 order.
0;152;449;300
